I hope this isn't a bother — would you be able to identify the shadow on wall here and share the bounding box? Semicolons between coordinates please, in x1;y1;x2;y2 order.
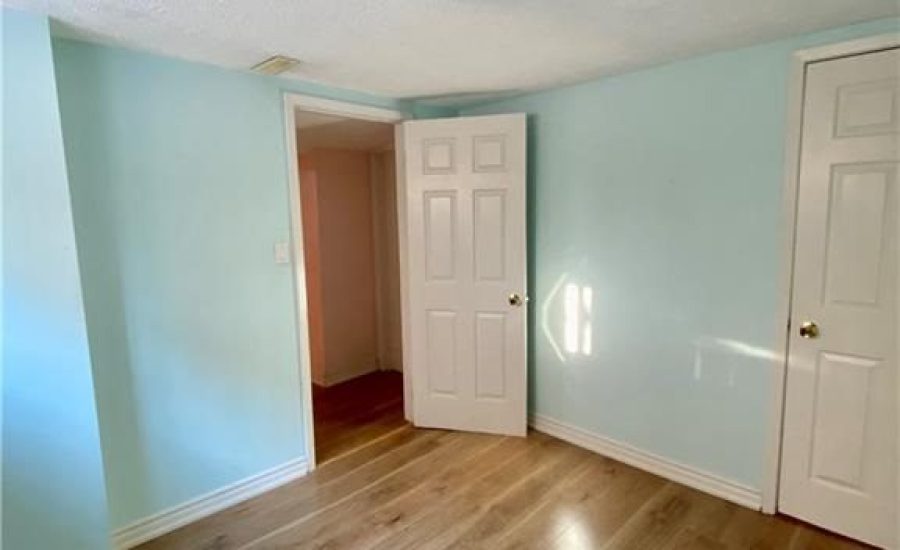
53;34;155;523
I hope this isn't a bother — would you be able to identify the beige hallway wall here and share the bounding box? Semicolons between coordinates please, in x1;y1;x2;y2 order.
370;151;403;372
300;148;378;386
298;155;327;385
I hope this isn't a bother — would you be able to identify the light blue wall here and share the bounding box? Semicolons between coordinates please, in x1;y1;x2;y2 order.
2;9;111;549
36;12;897;533
51;38;418;528
462;18;899;489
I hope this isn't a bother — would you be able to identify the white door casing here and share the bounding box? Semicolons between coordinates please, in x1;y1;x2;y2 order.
400;114;527;436
779;48;898;548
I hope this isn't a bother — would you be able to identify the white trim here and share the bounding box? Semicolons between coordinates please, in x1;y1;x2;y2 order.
793;33;900;64
283;93;319;471
530;414;762;510
282;92;407;471
111;457;308;549
321;363;380;387
394;123;414;422
284;93;406;124
763;43;807;516
765;33;900;516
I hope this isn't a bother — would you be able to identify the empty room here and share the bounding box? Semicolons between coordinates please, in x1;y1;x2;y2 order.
3;1;898;549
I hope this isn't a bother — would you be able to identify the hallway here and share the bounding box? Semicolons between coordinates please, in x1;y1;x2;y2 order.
313;370;406;464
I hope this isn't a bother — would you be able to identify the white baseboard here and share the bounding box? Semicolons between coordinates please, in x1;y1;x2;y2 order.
323;363;379;386
530;414;762;510
111;457;309;549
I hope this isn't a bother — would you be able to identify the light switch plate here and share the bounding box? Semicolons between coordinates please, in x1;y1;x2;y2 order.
273;241;291;265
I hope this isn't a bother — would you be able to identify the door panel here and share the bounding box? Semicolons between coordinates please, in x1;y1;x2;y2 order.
779;47;898;549
473;190;507;281
475;312;506;398
823;166;892;305
426;310;458;395
401;114;527;436
423;192;457;280
809;352;880;489
835;78;898;137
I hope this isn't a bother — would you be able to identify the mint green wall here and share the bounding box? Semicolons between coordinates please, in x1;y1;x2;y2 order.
51;38;427;528
462;18;898;489
2;10;111;549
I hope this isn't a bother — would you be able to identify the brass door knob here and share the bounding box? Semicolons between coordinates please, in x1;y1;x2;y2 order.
799;321;820;339
508;293;524;307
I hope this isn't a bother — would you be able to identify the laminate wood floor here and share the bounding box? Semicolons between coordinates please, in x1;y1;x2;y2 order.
138;426;871;550
312;370;406;464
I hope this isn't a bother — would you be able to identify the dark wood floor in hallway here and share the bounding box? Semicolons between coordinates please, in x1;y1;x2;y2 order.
139;423;869;549
312;370;406;464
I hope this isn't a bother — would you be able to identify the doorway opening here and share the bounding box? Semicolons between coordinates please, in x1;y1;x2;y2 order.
284;95;407;467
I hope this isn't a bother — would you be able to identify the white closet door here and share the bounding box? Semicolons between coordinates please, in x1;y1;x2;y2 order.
779;47;898;548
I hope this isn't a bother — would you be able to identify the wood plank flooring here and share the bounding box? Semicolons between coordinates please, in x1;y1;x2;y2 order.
312;370;406;464
138;426;871;550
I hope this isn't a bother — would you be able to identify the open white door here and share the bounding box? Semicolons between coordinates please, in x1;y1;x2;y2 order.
779;47;898;548
399;114;527;436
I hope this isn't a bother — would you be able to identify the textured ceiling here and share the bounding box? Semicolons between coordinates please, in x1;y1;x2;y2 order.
9;0;898;101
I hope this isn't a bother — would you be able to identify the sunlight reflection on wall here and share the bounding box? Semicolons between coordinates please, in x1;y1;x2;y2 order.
564;283;593;356
692;336;781;386
544;273;595;362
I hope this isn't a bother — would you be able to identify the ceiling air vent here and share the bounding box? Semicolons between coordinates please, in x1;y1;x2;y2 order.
251;55;300;75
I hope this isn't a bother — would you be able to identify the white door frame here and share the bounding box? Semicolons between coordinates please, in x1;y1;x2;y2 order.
282;93;406;470
764;32;900;516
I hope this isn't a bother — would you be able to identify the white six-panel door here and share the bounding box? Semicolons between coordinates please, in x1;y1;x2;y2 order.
779;47;898;548
399;114;527;436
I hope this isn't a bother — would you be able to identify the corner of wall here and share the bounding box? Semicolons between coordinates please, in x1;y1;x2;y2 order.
2;7;111;549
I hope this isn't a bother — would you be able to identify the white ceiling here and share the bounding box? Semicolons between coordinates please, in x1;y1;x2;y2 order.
10;0;898;102
295;111;394;152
